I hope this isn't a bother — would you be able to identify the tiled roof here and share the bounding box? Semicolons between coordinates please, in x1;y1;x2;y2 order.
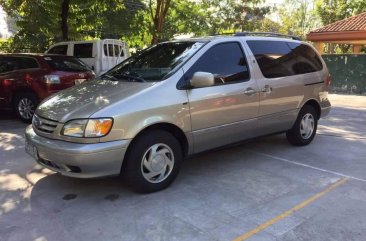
311;12;366;33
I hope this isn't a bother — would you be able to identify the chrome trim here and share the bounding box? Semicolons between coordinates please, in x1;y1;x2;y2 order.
32;114;58;134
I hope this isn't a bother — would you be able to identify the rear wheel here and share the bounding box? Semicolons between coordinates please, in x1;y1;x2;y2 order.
286;105;318;146
13;93;39;123
123;130;182;193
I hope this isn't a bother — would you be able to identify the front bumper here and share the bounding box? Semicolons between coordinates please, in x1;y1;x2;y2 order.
25;125;131;178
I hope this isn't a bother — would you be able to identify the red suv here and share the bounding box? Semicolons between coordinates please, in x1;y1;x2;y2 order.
0;54;95;122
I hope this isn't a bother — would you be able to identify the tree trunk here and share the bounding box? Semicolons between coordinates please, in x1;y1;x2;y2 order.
149;0;171;45
61;0;70;41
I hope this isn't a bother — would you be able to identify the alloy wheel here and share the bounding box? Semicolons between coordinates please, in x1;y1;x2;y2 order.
18;98;35;120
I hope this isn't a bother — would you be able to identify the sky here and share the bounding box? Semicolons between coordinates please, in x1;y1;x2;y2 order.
0;6;11;38
265;0;286;22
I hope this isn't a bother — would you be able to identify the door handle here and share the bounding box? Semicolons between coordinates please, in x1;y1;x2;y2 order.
261;85;272;94
244;87;256;96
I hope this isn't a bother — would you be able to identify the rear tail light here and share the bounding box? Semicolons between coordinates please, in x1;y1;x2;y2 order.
2;79;13;87
325;74;332;87
25;74;33;83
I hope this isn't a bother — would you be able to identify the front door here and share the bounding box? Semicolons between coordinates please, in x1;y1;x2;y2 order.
183;42;260;153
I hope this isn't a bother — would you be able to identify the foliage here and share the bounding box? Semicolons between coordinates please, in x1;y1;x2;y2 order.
315;0;366;25
198;0;271;34
2;0;365;52
278;0;321;39
0;0;142;52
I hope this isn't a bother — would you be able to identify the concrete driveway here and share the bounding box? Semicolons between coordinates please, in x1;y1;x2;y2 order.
1;94;366;241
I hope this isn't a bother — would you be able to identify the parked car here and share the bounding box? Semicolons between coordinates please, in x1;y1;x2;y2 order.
46;39;130;76
0;54;95;122
25;33;331;193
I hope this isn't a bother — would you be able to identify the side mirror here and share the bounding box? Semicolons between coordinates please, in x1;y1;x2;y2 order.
190;72;215;88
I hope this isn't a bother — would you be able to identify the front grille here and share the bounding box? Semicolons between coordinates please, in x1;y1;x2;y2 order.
33;114;58;134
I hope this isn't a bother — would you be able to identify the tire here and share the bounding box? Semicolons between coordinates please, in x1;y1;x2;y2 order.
13;93;39;123
123;130;182;193
286;105;318;146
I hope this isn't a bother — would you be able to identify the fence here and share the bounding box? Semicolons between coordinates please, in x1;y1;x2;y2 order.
322;54;366;95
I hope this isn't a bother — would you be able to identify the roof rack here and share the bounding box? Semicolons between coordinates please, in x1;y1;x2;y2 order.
212;32;236;36
234;32;301;41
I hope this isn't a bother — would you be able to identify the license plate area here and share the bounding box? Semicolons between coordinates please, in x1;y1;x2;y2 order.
25;140;38;160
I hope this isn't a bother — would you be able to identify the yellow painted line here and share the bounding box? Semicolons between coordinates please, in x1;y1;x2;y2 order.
232;177;348;241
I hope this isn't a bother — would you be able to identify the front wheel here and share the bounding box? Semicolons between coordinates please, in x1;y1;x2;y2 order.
123;130;182;193
286;105;318;146
13;93;39;123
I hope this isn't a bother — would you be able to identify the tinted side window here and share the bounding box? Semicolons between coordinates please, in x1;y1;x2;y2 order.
45;56;90;72
247;41;323;78
114;45;124;57
247;41;295;78
104;44;115;56
20;57;39;69
288;43;323;74
186;42;250;86
48;45;68;55
74;43;93;58
0;57;19;73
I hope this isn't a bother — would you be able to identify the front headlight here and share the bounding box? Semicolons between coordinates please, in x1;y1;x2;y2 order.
62;118;113;138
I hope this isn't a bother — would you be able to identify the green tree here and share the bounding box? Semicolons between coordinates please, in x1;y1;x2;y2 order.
200;0;271;34
148;0;171;44
316;0;366;25
255;18;281;33
278;0;320;39
0;0;278;51
0;0;142;52
127;0;212;47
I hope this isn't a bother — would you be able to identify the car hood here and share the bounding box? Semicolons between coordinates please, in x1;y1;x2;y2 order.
36;79;155;123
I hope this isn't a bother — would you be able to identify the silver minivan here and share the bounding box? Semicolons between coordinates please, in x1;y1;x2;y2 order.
25;33;331;192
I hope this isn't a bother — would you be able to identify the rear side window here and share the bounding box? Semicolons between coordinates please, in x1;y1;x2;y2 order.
20;57;39;69
114;45;124;57
0;57;19;73
247;41;323;78
288;43;323;74
186;42;250;86
45;57;90;72
74;43;93;58
48;45;68;55
104;44;114;56
104;44;124;57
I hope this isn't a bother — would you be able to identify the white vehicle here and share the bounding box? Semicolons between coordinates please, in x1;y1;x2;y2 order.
46;39;129;76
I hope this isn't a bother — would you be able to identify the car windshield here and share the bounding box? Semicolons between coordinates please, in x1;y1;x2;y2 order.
102;41;206;82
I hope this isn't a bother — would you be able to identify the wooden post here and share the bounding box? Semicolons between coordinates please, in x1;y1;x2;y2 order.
313;42;324;54
329;43;336;54
353;45;362;54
